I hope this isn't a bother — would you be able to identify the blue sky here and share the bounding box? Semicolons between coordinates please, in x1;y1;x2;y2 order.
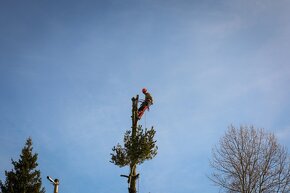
1;0;290;192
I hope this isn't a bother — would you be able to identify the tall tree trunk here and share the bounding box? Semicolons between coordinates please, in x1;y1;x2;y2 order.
129;164;137;193
129;96;139;193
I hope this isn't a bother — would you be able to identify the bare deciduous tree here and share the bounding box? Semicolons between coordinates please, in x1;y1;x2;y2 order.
209;125;290;193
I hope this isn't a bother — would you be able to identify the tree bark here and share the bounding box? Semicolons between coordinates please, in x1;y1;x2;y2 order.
129;95;139;193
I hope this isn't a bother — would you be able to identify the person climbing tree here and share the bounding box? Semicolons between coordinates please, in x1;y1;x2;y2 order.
110;95;158;193
138;88;153;119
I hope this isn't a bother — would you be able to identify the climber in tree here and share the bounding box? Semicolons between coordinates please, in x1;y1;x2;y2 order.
138;88;153;119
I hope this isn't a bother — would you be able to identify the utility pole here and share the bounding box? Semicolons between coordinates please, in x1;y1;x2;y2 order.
47;176;60;193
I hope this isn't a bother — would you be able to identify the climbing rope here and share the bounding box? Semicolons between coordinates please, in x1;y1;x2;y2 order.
144;110;147;129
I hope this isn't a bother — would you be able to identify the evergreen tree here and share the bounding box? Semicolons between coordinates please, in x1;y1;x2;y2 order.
0;137;45;193
111;96;158;193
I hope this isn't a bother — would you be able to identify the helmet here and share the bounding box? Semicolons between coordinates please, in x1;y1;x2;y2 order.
142;88;147;93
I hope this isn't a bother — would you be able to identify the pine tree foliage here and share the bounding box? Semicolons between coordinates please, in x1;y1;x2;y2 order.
111;125;158;167
111;96;157;193
0;138;45;193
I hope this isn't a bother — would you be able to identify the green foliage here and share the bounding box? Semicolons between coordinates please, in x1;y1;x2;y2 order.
0;138;45;193
111;125;158;167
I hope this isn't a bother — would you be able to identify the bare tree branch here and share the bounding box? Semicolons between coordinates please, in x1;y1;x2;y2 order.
209;126;290;193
